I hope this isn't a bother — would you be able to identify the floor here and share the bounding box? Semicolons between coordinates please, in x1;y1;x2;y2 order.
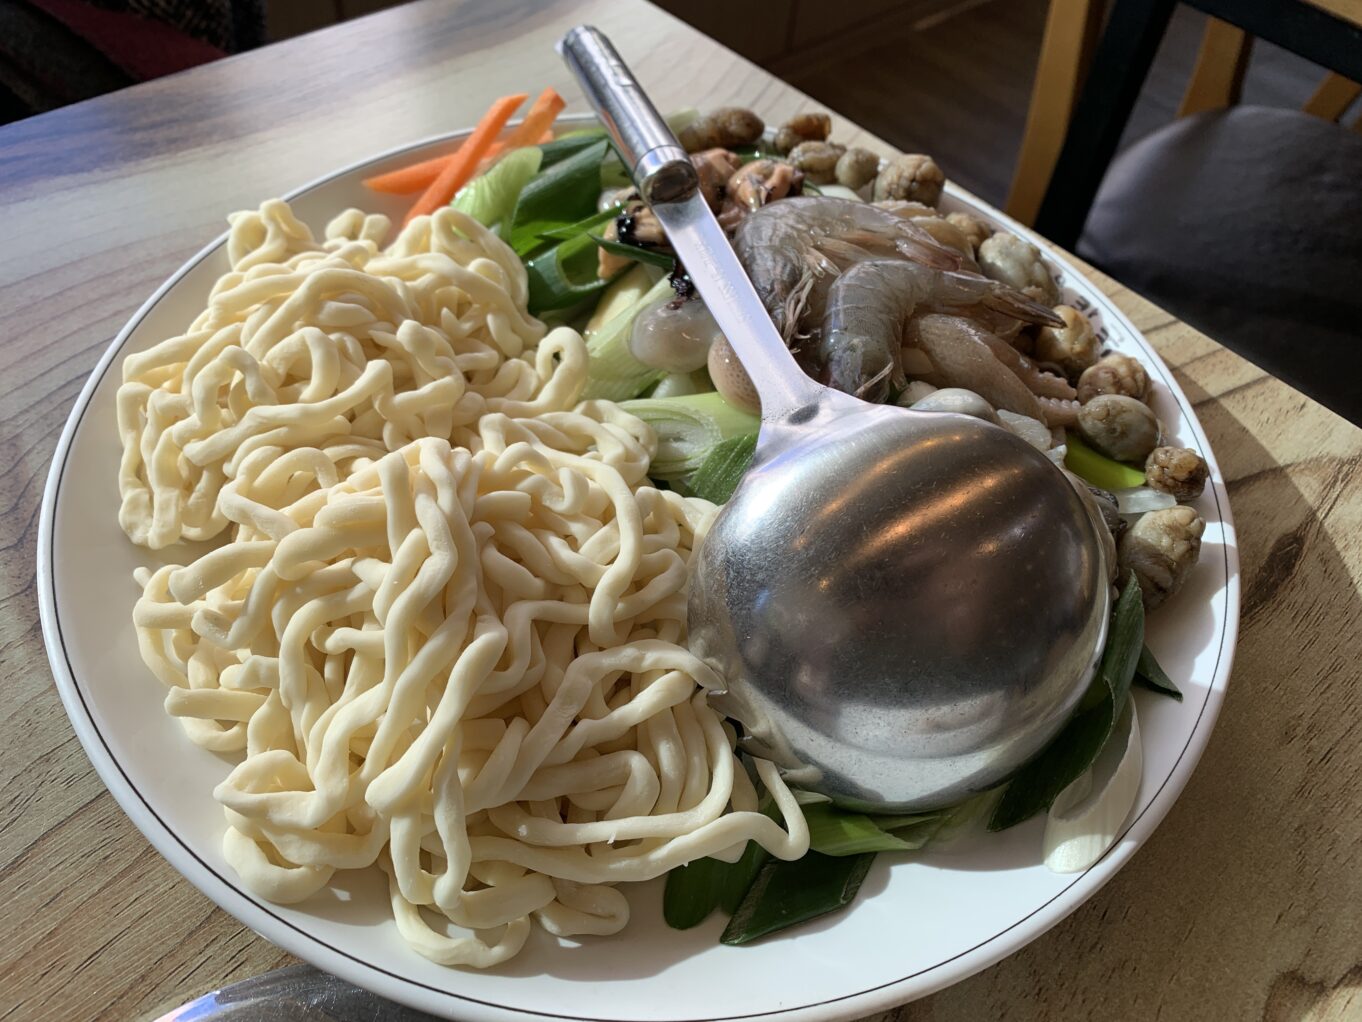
776;0;1337;208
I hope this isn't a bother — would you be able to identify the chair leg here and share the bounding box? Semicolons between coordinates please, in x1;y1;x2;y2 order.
1303;71;1362;121
1004;0;1104;226
1177;16;1252;116
1034;0;1177;250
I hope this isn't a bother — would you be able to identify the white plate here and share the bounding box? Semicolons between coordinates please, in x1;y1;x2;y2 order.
37;118;1238;1021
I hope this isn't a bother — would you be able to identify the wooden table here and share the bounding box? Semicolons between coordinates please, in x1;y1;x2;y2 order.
2;1;1360;1018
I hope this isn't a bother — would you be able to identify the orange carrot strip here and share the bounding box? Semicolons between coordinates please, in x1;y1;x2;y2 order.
404;93;528;225
365;89;563;196
492;87;565;152
364;152;454;195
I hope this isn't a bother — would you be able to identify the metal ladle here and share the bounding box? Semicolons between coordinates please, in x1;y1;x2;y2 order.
561;27;1110;813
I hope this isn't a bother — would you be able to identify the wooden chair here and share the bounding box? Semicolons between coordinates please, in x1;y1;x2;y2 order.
1005;0;1362;233
1003;0;1362;425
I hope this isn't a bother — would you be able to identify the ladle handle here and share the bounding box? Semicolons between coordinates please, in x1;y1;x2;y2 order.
559;26;827;421
558;26;698;205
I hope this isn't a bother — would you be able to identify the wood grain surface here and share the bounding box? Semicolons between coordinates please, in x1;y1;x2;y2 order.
1;1;1359;1019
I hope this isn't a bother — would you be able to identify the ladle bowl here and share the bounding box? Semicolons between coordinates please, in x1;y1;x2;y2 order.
561;25;1111;813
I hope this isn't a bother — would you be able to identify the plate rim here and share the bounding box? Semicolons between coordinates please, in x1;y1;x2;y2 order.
36;117;1240;1022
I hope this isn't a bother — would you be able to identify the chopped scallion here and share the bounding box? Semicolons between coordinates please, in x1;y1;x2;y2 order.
1065;435;1147;491
620;393;759;481
582;275;675;401
525;232;620;314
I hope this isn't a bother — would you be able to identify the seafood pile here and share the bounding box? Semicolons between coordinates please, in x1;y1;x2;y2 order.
603;106;1210;610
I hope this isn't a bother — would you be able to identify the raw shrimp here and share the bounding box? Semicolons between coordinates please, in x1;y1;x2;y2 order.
821;261;1063;399
734;197;957;337
732;198;1064;398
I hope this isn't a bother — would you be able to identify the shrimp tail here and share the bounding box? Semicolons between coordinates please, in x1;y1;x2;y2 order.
892;235;963;271
983;287;1066;328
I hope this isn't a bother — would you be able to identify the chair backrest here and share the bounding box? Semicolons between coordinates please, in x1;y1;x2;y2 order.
1005;1;1362;226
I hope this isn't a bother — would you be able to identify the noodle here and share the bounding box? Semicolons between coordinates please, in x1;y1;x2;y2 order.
118;200;808;967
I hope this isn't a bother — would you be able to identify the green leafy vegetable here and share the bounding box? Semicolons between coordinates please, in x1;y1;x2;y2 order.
717;840;769;915
1065;435;1146;491
688;432;758;504
450;146;542;233
591;234;676;269
990;573;1145;831
720;851;876;946
620;393;760;481
885;815;948;850
870;811;943;832
1135;643;1183;701
803;804;930;856
662;856;731;930
663;795;776;927
510;140;609;254
537;131;608;168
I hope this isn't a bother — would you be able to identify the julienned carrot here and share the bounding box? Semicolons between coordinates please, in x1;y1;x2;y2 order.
403;92;528;225
364;152;453;195
365;88;564;196
363;128;556;195
496;87;566;153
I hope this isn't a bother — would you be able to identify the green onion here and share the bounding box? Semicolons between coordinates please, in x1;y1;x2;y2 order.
1135;643;1183;701
720;851;876;946
510;140;609;255
582;275;675;401
803;804;928;856
687;432;758;503
620;393;760;481
1065;435;1146;491
990;572;1145;831
450;146;542;233
931;789;1001;843
536;205;621;243
650;370;710;400
525;232;620;315
591;234;676;269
